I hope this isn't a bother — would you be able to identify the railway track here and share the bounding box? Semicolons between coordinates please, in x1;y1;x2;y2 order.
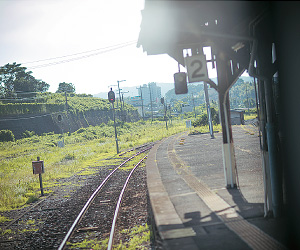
59;146;151;249
0;143;154;249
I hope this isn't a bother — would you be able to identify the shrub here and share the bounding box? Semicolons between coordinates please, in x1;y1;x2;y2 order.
26;195;39;204
210;108;220;124
0;130;15;142
192;108;219;127
63;153;75;161
22;130;35;138
192;114;208;127
76;128;86;134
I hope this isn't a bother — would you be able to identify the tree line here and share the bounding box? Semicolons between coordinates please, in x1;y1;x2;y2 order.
165;78;256;110
0;62;76;99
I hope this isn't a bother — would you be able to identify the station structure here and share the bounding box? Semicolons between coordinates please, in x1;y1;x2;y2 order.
137;1;300;248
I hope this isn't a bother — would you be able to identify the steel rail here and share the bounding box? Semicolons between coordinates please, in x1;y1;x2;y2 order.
58;146;152;250
107;155;148;250
2;194;51;231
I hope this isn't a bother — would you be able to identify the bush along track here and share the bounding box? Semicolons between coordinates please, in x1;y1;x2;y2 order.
0;119;188;249
0;149;154;249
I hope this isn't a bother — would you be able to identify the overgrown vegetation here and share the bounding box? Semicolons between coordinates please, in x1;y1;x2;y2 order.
68;224;151;249
191;107;219;127
0;129;15;142
0;92;135;116
0;120;189;212
244;108;258;120
166;77;256;111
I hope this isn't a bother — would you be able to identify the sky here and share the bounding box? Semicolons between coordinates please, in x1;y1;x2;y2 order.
0;0;246;95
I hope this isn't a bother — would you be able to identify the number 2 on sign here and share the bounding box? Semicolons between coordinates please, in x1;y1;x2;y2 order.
186;54;208;83
191;60;205;78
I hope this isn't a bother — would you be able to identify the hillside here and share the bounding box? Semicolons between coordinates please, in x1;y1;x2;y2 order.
164;76;255;109
0;93;141;139
93;76;253;99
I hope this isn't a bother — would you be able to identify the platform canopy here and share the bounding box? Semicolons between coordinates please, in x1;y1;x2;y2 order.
137;1;270;66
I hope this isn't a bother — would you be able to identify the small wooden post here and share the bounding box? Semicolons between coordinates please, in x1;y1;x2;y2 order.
37;157;44;196
32;156;44;196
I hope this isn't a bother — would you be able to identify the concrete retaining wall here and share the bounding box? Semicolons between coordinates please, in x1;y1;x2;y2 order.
0;109;140;139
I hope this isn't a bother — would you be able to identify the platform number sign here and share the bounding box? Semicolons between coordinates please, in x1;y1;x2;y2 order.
186;54;209;83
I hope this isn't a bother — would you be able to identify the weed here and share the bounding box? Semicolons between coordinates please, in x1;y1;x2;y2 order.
25;219;35;225
117;224;151;249
0;215;12;223
26;195;39;204
244;114;257;120
68;237;108;249
63;153;75;161
19;228;39;233
0;229;13;235
0;120;186;211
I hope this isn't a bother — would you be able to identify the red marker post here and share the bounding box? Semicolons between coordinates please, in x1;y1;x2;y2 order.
32;157;45;196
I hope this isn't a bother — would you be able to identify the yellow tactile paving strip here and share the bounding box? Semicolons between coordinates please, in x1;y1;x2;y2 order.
168;134;286;250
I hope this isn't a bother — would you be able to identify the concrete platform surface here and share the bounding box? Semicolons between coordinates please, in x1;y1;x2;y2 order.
146;125;288;250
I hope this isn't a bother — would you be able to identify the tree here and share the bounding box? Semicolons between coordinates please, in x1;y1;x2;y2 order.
0;62;50;98
56;82;76;93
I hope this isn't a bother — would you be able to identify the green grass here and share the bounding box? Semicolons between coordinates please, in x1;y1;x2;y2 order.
68;237;109;249
0;119;187;212
244;114;257;120
189;124;222;135
67;224;151;249
0;229;13;235
117;224;151;249
0;215;12;223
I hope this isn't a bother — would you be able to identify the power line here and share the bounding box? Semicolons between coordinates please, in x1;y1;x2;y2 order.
22;40;137;64
23;41;137;69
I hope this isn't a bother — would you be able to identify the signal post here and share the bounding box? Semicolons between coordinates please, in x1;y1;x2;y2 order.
108;88;119;154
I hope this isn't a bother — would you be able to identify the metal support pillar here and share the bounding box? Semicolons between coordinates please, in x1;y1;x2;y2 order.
257;78;273;216
219;92;237;188
264;78;283;217
216;50;237;188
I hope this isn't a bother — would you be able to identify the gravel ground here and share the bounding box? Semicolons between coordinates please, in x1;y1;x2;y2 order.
0;153;157;249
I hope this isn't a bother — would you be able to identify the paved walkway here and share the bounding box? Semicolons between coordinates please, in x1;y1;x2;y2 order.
146;125;288;250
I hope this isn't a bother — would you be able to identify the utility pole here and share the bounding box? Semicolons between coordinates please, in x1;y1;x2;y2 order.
120;91;129;107
148;83;153;121
164;102;168;130
137;86;145;119
117;80;126;109
161;97;168;130
121;91;129;122
169;104;172;125
192;93;196;118
246;84;250;112
203;82;214;139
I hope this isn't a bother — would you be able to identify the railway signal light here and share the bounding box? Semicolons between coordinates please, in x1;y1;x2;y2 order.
174;72;188;94
108;88;115;103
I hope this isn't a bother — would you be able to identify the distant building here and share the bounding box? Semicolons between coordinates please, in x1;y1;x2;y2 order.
129;96;142;107
230;110;245;125
182;104;193;113
138;83;161;106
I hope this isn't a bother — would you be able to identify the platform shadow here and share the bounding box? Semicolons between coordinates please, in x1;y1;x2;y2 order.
225;188;265;219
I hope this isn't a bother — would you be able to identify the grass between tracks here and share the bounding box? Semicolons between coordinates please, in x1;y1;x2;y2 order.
0;119;191;212
67;224;151;249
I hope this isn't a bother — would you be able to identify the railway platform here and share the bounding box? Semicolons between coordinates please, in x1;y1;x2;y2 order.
146;125;288;250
